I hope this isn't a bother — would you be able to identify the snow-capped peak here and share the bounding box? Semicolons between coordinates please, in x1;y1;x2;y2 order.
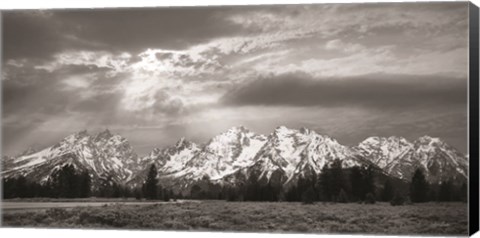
94;129;114;141
274;125;290;133
415;135;444;147
61;130;89;144
74;130;89;139
227;125;249;133
356;135;467;183
166;126;267;181
299;127;312;135
361;136;381;144
2;129;139;186
3;127;468;190
360;136;410;146
174;137;197;151
175;137;187;147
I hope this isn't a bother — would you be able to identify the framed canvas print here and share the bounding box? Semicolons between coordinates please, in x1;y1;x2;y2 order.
1;1;479;237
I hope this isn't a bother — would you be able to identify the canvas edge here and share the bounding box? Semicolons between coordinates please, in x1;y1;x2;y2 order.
469;1;479;236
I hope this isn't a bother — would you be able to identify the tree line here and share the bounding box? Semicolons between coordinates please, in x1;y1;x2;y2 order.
2;162;467;204
205;160;379;204
181;160;467;205
3;164;90;198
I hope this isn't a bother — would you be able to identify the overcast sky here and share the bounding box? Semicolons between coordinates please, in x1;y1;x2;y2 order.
2;2;469;156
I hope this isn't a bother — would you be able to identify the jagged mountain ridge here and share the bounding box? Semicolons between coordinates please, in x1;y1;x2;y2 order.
2;129;141;187
355;135;468;183
2;126;468;190
129;126;269;189
247;126;359;184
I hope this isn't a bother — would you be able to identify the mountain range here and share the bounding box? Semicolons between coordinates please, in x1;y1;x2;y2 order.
1;126;469;190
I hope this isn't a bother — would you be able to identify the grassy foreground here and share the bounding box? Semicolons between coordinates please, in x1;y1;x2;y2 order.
2;201;467;235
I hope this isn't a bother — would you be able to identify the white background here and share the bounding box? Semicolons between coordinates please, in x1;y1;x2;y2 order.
0;0;479;238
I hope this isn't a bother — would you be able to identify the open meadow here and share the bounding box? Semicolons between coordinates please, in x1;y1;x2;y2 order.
1;201;468;235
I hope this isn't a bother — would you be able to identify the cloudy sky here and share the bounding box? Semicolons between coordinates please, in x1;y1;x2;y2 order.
2;2;469;156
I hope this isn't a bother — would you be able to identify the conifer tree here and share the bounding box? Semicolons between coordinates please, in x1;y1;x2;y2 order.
362;165;375;196
301;187;316;204
144;164;158;199
162;188;170;201
350;166;363;201
329;159;346;202
50;164;79;198
78;171;91;198
190;184;202;199
381;179;394;202
337;188;348;203
390;191;405;206
438;180;453;201
365;192;376;204
410;168;429;203
318;164;332;201
286;185;299;202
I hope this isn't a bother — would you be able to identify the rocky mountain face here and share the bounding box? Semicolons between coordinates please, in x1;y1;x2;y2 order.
1;126;468;190
355;136;468;183
244;126;359;185
2;129;140;187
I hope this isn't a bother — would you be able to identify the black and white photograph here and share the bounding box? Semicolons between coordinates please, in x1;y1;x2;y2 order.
0;1;477;236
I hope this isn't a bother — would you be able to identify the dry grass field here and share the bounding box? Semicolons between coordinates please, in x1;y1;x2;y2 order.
1;201;468;235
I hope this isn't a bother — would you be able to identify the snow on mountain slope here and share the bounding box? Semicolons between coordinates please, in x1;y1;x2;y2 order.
2;129;139;186
411;136;468;183
251;126;358;184
356;136;415;179
2;126;468;189
170;126;268;181
90;129;140;182
140;138;201;174
355;135;468;183
126;137;202;188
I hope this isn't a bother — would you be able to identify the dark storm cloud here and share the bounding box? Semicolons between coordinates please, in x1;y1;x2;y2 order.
1;61;124;117
3;7;248;61
53;7;247;52
221;72;467;109
2;11;63;60
1;66;126;155
2;73;68;115
2;11;104;61
337;1;466;12
2;74;71;154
